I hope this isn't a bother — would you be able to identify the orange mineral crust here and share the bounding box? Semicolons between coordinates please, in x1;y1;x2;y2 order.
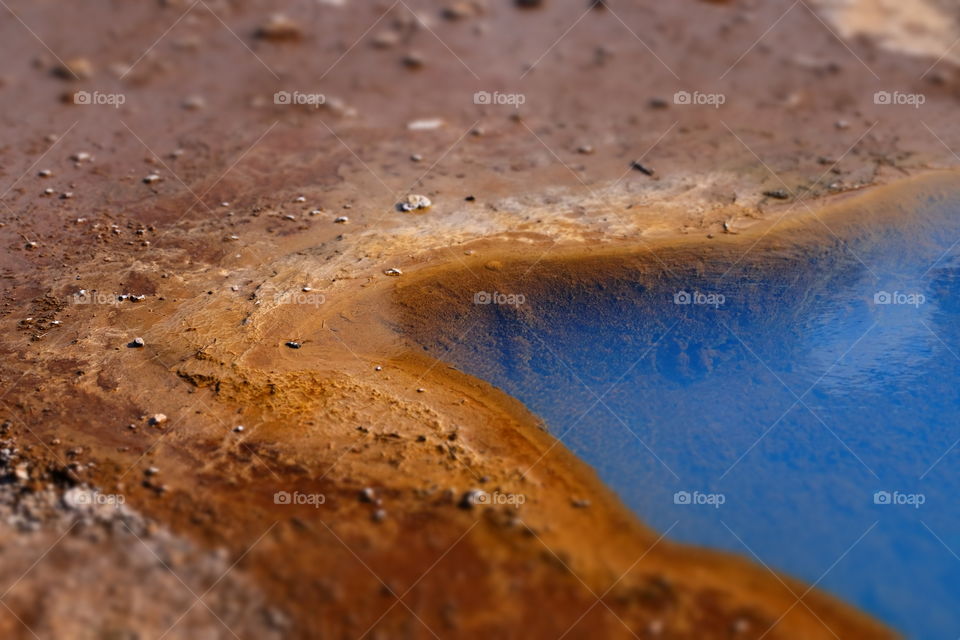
3;0;959;637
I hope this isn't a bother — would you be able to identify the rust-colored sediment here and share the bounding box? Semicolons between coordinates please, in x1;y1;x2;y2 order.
8;163;948;640
2;0;958;637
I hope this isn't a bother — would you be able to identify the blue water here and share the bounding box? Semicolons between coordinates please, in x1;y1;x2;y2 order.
431;194;960;638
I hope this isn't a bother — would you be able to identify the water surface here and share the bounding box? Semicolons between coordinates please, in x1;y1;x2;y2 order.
432;190;960;638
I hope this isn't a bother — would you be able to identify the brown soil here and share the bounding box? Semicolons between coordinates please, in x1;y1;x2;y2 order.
2;0;957;637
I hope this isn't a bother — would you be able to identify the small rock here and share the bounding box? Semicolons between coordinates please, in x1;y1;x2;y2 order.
148;414;167;426
182;96;205;110
128;337;145;348
144;466;159;476
383;268;403;277
402;52;425;69
649;97;669;109
285;341;302;349
458;489;485;509
359;487;376;503
143;174;161;184
399;194;431;211
53;57;94;80
371;30;400;49
255;14;303;41
371;508;387;522
334;216;349;223
38;169;52;177
763;189;790;200
265;607;291;630
62;487;93;510
630;160;655;176
234;425;245;433
407;118;445;131
441;2;475;20
71;151;92;162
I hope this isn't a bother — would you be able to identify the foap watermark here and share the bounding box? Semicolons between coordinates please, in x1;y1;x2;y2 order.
874;291;925;308
474;291;525;307
273;490;326;508
674;90;725;108
74;90;126;108
474;490;526;509
274;90;326;108
673;490;725;509
273;289;326;307
473;91;526;108
873;91;925;108
73;290;122;305
64;488;125;509
78;492;125;507
873;490;925;509
674;290;725;308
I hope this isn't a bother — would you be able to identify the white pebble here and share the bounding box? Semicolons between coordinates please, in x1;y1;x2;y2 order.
407;118;445;131
400;194;431;211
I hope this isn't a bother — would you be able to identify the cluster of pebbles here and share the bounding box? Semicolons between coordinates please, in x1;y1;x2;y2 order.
0;422;290;638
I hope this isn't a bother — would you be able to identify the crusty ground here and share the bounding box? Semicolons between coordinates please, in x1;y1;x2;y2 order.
3;0;959;637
